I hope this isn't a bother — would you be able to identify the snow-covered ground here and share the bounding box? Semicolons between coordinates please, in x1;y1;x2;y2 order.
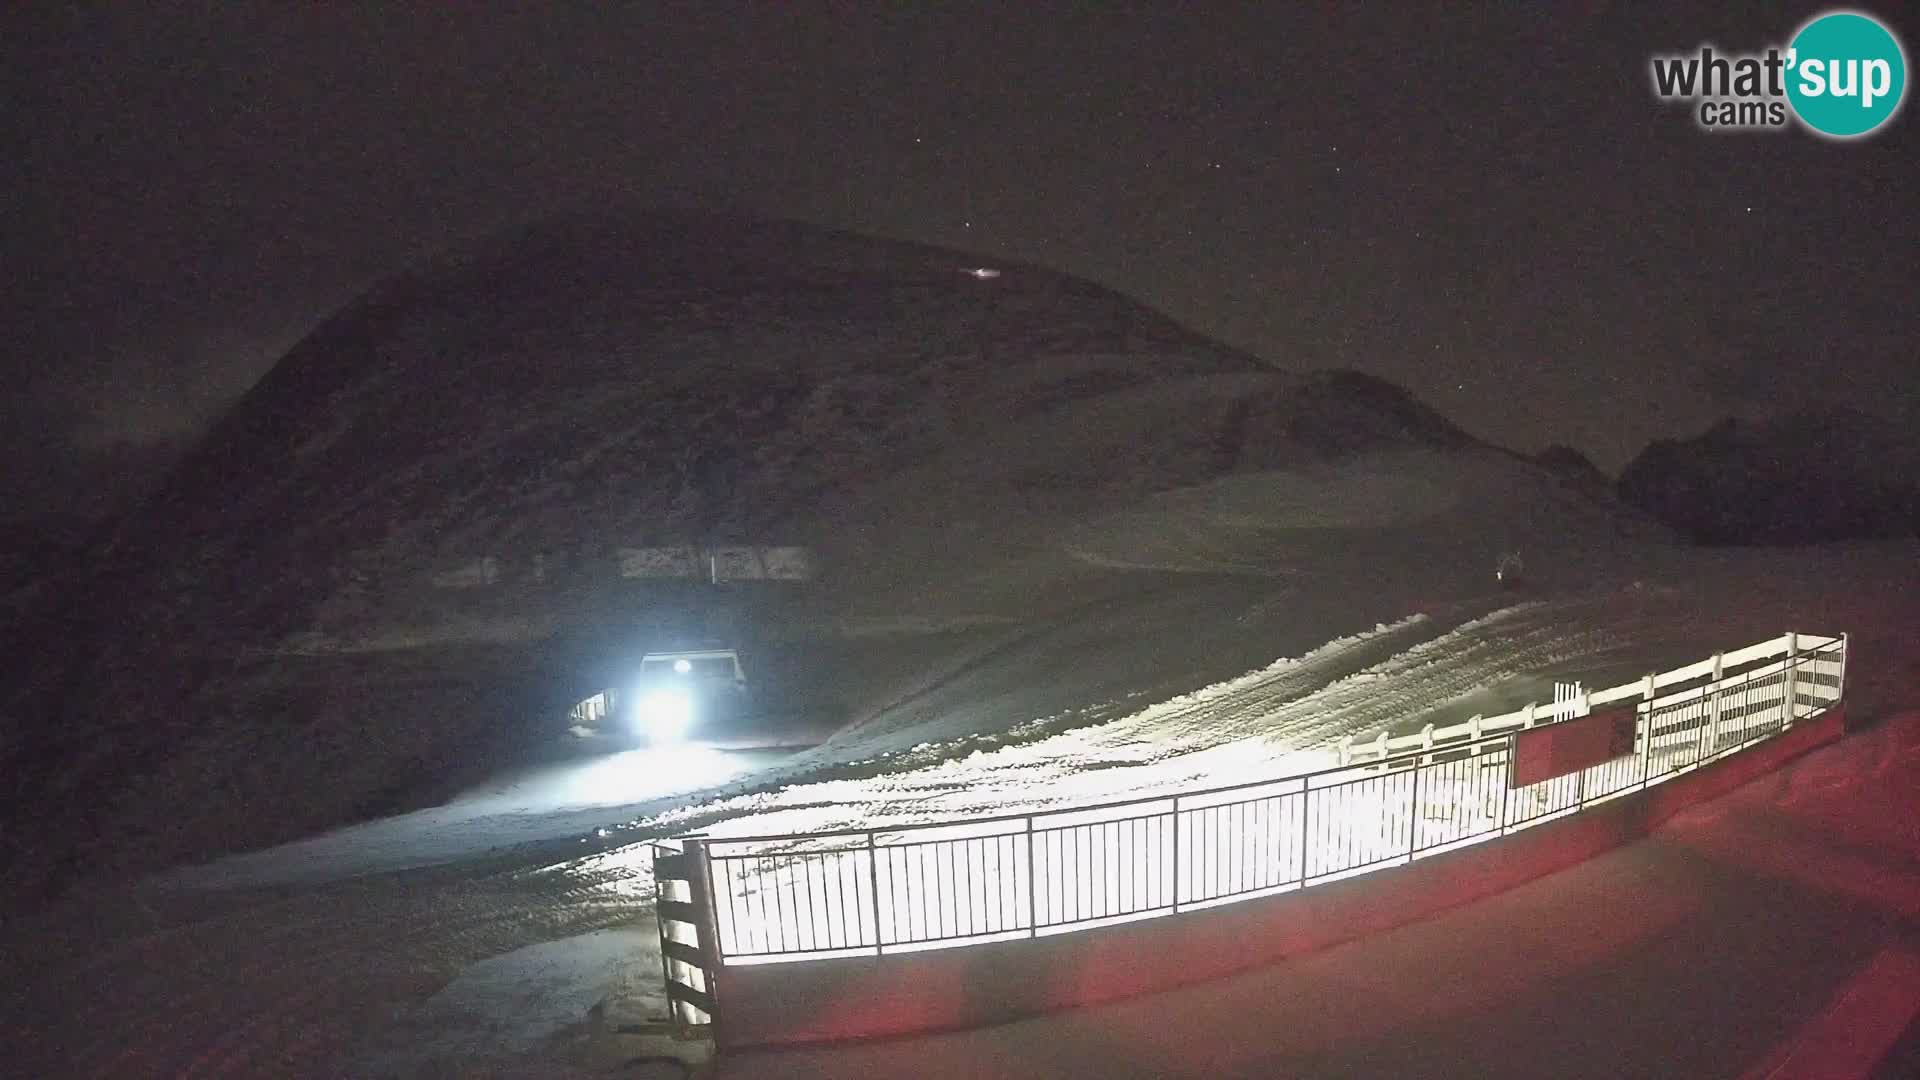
639;600;1643;843
6;541;1914;1077
163;745;792;889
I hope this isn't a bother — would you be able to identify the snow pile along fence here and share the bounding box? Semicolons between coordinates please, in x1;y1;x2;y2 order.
676;632;1844;966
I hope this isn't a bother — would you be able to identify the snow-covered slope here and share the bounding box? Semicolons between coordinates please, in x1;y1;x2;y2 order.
11;539;1913;1078
1;212;1657;899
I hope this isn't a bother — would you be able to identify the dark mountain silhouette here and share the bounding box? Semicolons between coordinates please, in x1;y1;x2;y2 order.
1533;444;1607;486
1;212;1648;899
1619;409;1920;545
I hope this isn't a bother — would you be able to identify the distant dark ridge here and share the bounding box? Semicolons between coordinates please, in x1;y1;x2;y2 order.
1619;409;1920;545
1534;444;1606;484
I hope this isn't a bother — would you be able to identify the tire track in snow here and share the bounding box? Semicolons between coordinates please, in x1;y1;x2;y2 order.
638;597;1650;841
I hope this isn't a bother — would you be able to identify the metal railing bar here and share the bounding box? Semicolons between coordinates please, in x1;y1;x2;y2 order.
1301;847;1418;885
1033;902;1179;931
729;935;887;963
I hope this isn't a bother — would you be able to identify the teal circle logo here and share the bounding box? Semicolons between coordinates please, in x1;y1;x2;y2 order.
1786;11;1907;138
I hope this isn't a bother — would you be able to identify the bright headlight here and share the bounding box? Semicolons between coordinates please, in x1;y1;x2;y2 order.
634;688;694;743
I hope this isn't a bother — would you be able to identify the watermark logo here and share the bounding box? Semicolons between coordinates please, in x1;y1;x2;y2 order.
1650;9;1907;139
1788;11;1907;136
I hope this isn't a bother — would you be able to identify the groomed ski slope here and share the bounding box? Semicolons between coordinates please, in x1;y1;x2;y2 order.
639;599;1641;842
12;542;1915;1077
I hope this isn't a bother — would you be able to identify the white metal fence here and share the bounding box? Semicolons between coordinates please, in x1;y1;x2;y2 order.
674;632;1845;965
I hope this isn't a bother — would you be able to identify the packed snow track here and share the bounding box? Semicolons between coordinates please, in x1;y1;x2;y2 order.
10;546;1913;1077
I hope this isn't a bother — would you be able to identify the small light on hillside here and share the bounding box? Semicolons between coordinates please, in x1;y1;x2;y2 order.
963;267;1001;279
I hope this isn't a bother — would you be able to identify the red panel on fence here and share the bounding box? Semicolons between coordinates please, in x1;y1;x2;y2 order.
1510;707;1638;787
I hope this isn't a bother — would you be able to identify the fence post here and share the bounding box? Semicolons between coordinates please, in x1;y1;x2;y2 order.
1638;672;1656;779
680;837;723;1031
1298;782;1311;883
1575;714;1587;806
1782;632;1799;728
1169;797;1180;912
1407;755;1422;858
1498;735;1513;831
1338;735;1353;766
1705;652;1724;754
1838;632;1850;702
652;843;679;1021
1523;702;1537;728
1025;817;1042;934
1643;674;1657;738
686;837;720;954
865;831;883;949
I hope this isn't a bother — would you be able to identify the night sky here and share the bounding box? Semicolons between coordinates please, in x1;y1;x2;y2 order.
6;3;1916;520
